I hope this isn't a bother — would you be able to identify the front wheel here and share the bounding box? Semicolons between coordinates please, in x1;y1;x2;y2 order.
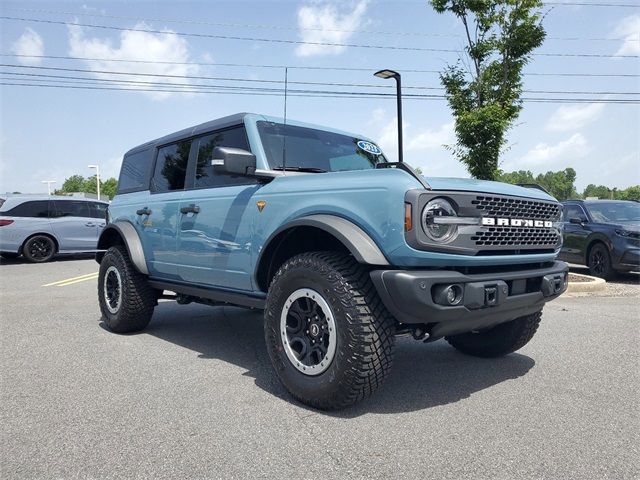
264;252;396;410
588;243;614;280
446;311;542;358
98;245;156;333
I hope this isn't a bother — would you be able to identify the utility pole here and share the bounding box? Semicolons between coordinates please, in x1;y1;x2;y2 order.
41;180;56;195
88;164;100;200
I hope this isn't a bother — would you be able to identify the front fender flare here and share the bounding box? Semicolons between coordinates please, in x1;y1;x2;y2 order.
259;214;390;267
96;221;148;275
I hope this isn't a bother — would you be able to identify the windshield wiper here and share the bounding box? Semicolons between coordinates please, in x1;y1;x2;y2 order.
274;166;327;173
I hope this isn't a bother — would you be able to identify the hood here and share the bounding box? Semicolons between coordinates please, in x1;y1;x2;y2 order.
424;176;557;202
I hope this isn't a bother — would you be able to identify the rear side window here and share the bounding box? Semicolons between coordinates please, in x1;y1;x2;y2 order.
152;140;192;193
193;126;255;189
3;200;51;218
91;202;108;219
118;150;153;194
54;200;92;218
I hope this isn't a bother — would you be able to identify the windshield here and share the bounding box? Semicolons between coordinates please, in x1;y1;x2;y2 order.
586;201;640;223
257;121;387;172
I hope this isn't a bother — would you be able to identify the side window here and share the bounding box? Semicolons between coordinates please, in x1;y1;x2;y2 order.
54;201;92;218
193;126;255;189
91;202;108;219
5;200;50;218
564;205;586;221
152;140;192;192
118;150;152;194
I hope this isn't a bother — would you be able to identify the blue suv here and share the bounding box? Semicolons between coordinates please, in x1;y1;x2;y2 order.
97;113;568;409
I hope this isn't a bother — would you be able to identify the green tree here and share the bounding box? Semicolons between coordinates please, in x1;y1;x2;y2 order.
83;175;100;194
535;168;578;200
102;178;118;199
618;185;640;201
497;169;535;185
60;174;86;193
429;0;546;180
582;184;611;199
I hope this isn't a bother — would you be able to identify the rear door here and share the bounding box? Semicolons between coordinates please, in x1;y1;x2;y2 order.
177;125;259;291
136;139;192;279
50;200;98;251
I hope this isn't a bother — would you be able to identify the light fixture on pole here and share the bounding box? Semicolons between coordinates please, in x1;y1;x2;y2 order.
88;164;100;200
41;180;56;195
374;69;403;163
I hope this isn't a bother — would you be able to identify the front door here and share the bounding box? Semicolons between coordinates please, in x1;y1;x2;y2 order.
177;125;259;291
562;204;590;263
50;200;99;251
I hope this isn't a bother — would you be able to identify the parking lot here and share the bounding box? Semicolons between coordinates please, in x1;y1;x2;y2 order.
1;257;638;479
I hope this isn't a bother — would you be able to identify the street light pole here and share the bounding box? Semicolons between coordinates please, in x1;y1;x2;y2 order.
374;69;403;163
41;180;56;195
88;165;100;200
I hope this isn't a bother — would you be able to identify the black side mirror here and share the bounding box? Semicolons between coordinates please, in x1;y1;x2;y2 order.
211;147;257;176
569;217;586;225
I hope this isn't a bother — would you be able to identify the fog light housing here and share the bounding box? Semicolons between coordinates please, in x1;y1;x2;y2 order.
433;284;464;306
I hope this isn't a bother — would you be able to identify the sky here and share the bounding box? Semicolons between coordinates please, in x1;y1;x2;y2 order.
0;0;638;194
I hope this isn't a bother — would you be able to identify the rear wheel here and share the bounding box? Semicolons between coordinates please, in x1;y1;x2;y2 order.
588;243;614;280
98;245;156;333
446;310;542;358
264;252;396;410
22;235;56;263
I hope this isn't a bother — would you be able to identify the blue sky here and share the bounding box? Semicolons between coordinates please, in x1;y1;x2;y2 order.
0;0;638;194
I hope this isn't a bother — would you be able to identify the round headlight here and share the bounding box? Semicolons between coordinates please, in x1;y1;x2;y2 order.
422;198;459;243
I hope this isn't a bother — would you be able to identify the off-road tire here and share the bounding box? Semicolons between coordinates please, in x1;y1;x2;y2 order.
264;252;396;410
446;310;542;358
98;245;155;333
22;235;56;263
588;242;615;280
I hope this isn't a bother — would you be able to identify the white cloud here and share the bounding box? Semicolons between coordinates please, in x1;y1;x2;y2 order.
613;15;640;56
67;22;201;100
295;1;369;57
520;133;590;167
407;122;455;151
11;28;44;65
546;103;605;132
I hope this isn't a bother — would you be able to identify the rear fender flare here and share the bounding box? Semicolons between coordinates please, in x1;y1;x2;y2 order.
96;221;148;275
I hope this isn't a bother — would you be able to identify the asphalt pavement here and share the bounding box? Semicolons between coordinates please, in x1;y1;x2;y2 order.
1;257;638;479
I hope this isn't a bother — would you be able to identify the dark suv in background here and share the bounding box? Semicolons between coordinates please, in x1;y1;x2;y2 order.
560;199;640;279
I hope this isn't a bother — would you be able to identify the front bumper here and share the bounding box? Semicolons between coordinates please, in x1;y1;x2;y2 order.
614;248;640;272
371;261;568;340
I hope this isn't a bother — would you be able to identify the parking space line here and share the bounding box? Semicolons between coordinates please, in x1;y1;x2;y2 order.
43;272;99;287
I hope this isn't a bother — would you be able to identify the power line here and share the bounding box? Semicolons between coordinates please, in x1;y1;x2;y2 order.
3;65;638;96
1;78;638;103
2;54;639;78
1;16;638;59
4;7;638;42
545;1;640;6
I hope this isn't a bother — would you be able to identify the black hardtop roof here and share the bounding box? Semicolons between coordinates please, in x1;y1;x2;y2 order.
124;112;251;156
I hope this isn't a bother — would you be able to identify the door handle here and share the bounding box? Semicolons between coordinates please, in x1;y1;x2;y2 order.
85;222;96;227
136;207;152;216
180;204;201;214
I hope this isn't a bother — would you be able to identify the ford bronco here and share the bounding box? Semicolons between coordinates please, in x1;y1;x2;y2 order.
97;113;568;409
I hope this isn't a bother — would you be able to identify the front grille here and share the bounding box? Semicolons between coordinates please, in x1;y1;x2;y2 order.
472;196;561;220
471;226;561;247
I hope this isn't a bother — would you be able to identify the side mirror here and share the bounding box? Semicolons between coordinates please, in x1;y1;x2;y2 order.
211;147;256;176
569;217;586;225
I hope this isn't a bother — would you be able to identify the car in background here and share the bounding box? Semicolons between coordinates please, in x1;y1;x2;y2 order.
0;196;108;263
559;199;640;279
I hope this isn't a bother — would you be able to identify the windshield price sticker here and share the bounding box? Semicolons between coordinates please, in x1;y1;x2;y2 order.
357;140;382;155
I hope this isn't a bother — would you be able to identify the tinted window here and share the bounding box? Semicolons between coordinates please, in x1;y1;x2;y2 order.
152;140;192;192
91;202;108;219
54;200;92;218
586;201;640;223
118;149;152;193
564;205;586;221
4;200;51;218
194;126;255;189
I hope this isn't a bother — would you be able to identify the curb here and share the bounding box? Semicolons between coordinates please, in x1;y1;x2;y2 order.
566;273;606;294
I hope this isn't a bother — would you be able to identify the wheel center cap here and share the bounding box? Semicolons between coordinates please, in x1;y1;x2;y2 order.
309;323;320;337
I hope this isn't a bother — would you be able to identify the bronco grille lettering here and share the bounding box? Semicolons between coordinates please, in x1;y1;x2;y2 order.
482;217;553;228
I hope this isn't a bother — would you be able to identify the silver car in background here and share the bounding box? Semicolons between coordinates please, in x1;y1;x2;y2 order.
0;196;108;262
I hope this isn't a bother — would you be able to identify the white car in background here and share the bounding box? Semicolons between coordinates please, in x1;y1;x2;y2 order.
0;196;108;263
